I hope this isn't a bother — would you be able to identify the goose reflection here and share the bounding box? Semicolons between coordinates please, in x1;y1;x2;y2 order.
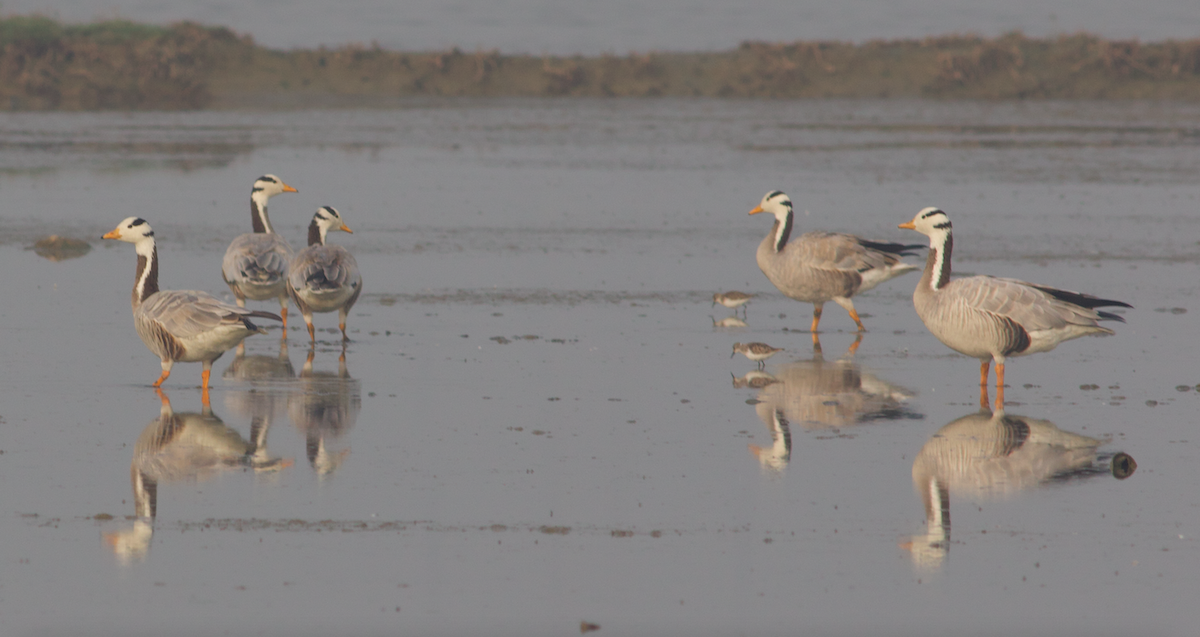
223;336;296;467
741;337;917;472
104;389;292;563
904;407;1136;570
289;348;361;478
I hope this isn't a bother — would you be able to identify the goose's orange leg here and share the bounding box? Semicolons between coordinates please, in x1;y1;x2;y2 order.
847;307;865;332
995;363;1006;406
811;306;823;333
151;369;171;388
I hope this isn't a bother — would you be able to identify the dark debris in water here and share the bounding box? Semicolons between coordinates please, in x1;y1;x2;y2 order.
149;517;685;539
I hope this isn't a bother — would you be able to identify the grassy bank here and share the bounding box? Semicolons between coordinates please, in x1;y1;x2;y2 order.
2;15;1200;110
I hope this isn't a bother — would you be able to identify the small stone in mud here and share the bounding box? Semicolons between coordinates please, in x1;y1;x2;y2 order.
1080;384;1100;391
490;336;511;344
580;621;601;634
1146;400;1158;406
93;513;114;520
1175;385;1191;392
539;525;570;535
30;235;91;261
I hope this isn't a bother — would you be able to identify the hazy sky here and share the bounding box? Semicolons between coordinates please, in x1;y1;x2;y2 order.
3;0;1196;53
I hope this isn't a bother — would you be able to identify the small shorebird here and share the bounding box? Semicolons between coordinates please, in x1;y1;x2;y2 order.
732;342;783;368
713;291;755;316
749;190;923;333
103;217;281;397
288;206;362;342
899;207;1132;405
221;174;299;335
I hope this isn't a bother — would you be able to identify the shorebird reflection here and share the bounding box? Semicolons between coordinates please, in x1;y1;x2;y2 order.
903;407;1136;570
711;314;748;328
289;348;361;478
104;389;292;563
742;337;917;472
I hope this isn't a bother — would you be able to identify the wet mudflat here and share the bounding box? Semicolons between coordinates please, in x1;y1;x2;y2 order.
1;99;1199;636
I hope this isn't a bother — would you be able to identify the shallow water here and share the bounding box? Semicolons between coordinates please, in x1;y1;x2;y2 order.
2;99;1200;636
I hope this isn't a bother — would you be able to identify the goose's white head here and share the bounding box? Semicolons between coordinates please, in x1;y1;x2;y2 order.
314;206;352;233
253;174;299;199
899;207;952;241
748;190;793;221
308;206;354;245
102;217;155;245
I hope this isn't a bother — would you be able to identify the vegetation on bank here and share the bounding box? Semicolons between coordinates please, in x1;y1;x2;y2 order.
1;15;1200;110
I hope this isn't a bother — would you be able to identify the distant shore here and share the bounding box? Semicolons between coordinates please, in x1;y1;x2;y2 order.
2;16;1200;110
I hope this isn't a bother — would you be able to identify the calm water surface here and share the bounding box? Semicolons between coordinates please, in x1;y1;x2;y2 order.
1;99;1200;635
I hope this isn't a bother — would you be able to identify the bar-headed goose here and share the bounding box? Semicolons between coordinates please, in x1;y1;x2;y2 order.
103;217;281;393
749;190;923;333
288;206;362;342
899;207;1132;403
221;174;298;334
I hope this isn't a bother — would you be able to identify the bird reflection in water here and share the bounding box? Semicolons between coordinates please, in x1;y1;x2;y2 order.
289;347;361;478
223;336;296;468
903;407;1137;570
104;389;292;563
741;336;917;473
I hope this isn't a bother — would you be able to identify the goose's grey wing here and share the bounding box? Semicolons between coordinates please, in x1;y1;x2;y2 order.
946;276;1108;331
223;234;293;286
140;291;257;339
795;232;913;272
289;246;361;293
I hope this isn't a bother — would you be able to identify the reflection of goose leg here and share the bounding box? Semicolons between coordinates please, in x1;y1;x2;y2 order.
811;334;823;357
979;384;990;411
846;333;863;356
995;363;1006;406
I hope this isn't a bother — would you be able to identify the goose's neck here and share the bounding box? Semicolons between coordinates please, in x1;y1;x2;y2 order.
770;210;793;253
250;191;275;234
307;220;327;247
132;237;160;309
920;230;953;292
132;467;157;519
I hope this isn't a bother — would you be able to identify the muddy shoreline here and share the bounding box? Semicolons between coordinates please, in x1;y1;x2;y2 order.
2;16;1200;110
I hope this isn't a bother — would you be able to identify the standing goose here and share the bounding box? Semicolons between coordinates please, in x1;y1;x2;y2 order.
899;207;1132;404
749;190;923;333
103;217;282;394
221;174;299;335
288;206;362;342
